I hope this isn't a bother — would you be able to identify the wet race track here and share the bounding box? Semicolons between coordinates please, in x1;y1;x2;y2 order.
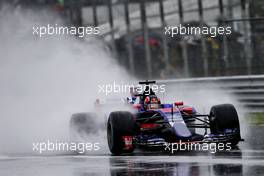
1;126;264;176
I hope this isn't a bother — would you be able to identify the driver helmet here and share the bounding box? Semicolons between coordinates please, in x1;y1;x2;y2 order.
144;95;161;109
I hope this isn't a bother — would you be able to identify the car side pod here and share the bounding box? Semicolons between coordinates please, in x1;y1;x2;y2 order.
172;122;192;139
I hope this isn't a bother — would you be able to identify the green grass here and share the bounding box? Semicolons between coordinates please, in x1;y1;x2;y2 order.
249;113;264;125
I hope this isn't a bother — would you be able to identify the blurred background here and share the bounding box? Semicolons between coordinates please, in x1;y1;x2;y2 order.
1;0;264;115
2;0;263;79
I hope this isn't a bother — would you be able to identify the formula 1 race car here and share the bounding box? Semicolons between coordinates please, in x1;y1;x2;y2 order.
70;80;242;155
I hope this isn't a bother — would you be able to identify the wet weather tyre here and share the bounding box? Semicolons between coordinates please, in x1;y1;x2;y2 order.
107;111;136;155
209;104;241;145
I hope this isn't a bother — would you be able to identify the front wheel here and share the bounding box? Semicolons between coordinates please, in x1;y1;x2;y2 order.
209;104;241;146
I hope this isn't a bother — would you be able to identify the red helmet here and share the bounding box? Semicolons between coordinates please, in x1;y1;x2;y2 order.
144;95;160;109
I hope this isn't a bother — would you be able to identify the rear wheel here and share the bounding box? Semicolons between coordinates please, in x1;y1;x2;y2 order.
209;104;241;145
70;112;99;139
107;111;136;155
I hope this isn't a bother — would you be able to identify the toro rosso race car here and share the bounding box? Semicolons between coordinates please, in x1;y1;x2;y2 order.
70;81;242;155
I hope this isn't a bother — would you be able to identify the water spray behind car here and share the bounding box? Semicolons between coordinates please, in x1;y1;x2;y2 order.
0;5;133;155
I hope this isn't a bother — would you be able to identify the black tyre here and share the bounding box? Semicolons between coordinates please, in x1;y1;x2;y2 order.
209;104;241;145
70;112;99;138
107;111;136;155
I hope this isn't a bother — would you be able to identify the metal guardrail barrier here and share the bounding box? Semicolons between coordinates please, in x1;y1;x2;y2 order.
157;75;264;112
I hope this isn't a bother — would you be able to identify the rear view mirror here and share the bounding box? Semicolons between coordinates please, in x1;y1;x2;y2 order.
174;101;184;106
